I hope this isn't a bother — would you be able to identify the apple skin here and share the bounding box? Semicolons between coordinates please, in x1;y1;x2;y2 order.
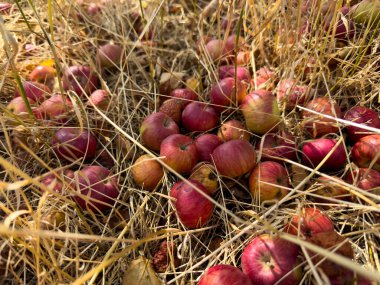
140;112;180;151
301;138;347;172
241;234;302;285
218;65;251;83
87;89;110;111
224;34;245;56
40;169;74;193
14;81;51;102
277;79;309;111
72;165;119;213
160;134;199;175
52;128;97;162
131;154;164;192
210;77;247;113
159;98;184;124
241;90;281;135
7;97;36;119
343;106;380;143
211;139;256;178
189;163;218;195
36;94;73;123
62;65;100;97
205;39;226;61
182;102;219;132
252;67;275;90
302;97;342;138
351;134;380;172
199;264;252;285
344;168;380;192
170;179;214;229
170;88;198;105
285;207;334;238
217;119;251;142
195;134;223;162
248;161;290;203
96;43;123;68
29;65;56;90
314;176;351;204
257;131;296;162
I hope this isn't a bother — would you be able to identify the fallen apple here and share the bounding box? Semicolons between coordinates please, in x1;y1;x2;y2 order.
131;154;164;192
257;131;296;162
62;65;100;97
199;264;252;285
217;119;251;142
351;134;380;172
182;102;219;132
14;81;51;102
189;163;218;195
195;134;223;162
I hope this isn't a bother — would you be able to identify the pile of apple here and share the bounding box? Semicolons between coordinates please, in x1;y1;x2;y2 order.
130;3;380;284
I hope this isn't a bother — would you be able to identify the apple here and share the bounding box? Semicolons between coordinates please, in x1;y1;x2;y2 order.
343;106;380;143
277;79;309;111
323;6;355;39
40;169;74;193
252;67;275;90
87;89;110;111
140;112;180;151
152;240;181;273
95;148;115;169
170;179;214;229
159;98;184;124
6;97;35;119
344;168;380;192
352;134;380;172
210;77;247;113
314;176;351;204
248;161;290;203
257;131;296;162
285;207;335;238
241;234;302;285
29;65;56;90
96;42;123;68
72;165;119;213
302;97;342;138
195;134;223;162
199;264;252;285
36;94;73;123
224;34;245;56
52;127;97;162
302;138;347;172
218;65;251;83
0;2;12;14
236;51;250;66
205;39;226;61
160;134;198;175
217;119;251;142
241;90;281;135
131;154;164;192
212;139;256;178
189;163;218;195
182;102;219;132
14;81;51;102
62;65;100;97
170;88;198;105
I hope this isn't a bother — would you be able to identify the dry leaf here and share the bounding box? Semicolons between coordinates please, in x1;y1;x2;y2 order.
122;257;162;285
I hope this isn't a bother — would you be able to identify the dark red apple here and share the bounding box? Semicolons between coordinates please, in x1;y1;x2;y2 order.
218;65;251;83
205;39;226;61
96;43;123;68
343;106;380;142
14;81;51;102
182;102;219;132
241;90;281;135
210;77;247;113
257;131;296;161
302;97;342;138
323;6;355;39
131;154;164;192
52;127;97;162
199;264;252;285
170;179;214;229
302;138;347;172
217;119;251;142
195;134;223;162
211;139;256;178
189;163;218;195
277;79;309;111
352;134;380;172
170;88;198;105
36;94;73;123
285;207;335;238
62;65;100;97
72;165;119;213
344;168;380;191
160;134;198;175
140;112;179;151
241;234;302;285
249;161;290;203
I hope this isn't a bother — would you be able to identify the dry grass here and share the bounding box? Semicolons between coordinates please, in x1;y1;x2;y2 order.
0;0;379;284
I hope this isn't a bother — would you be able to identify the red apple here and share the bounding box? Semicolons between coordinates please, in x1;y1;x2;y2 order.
6;97;35;119
257;131;296;161
241;234;302;285
218;65;251;83
205;39;226;61
252;67;275;90
323;6;355;39
14;81;51;102
189;163;218;195
302;97;342;138
210;77;247;113
352;134;380;172
217;119;251;142
249;161;290;203
52;127;97;162
211;140;256;178
170;179;214;229
96;43;123;68
343;106;380;142
241;90;281;135
224;34;245;56
87;89;110;111
199;264;252;285
40;169;74;193
159;98;184;124
72;165;119;213
182;102;219;132
277;79;309;111
36;94;73;123
140;112;179;151
0;2;12;14
285;207;335;238
160;134;198;175
170;88;198;105
344;168;380;191
131;154;164;192
62;65;100;97
195;134;223;162
29;65;56;90
302;138;347;172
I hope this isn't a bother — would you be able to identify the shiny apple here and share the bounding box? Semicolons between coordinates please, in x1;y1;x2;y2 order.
182;102;219;132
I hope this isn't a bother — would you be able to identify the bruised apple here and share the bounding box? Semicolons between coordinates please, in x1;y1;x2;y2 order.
189;163;218;195
217;120;251;142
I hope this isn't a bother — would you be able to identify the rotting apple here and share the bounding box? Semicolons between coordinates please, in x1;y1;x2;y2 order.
217;119;251;142
131;154;164;192
159;98;184;124
189;163;218;195
170;88;198;105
